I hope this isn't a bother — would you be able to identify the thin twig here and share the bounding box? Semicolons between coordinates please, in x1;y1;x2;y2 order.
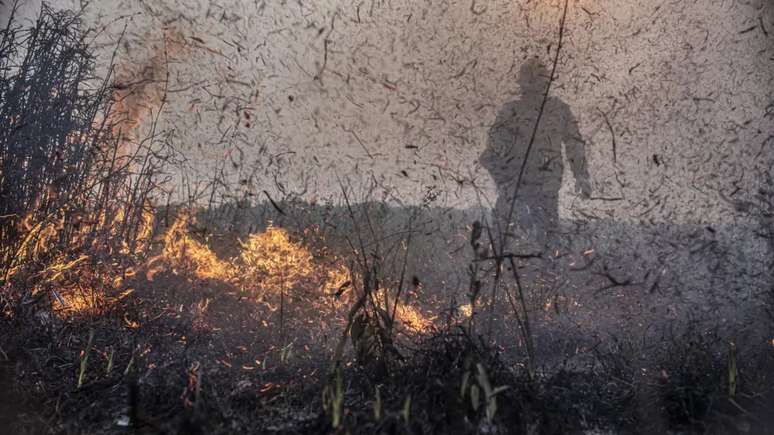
597;108;617;163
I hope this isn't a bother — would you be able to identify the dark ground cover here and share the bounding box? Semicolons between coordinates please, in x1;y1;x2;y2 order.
2;206;774;435
2;282;774;435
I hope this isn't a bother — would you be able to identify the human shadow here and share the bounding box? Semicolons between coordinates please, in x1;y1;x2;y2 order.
188;57;771;380
479;58;591;253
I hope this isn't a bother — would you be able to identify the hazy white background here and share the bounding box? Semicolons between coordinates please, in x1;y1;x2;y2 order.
3;0;773;224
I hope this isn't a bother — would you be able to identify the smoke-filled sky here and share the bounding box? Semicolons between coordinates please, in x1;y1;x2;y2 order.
3;0;773;224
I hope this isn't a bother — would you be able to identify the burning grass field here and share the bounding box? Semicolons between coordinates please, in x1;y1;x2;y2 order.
3;188;774;435
2;4;774;435
0;204;436;433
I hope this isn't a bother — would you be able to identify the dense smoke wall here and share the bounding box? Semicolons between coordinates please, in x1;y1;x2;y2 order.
4;0;772;225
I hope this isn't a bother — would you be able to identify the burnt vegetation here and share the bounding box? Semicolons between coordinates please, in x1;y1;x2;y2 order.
1;4;774;435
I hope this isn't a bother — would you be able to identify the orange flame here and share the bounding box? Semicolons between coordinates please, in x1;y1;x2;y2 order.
372;290;434;333
159;213;231;281
8;206;433;335
4;203;155;319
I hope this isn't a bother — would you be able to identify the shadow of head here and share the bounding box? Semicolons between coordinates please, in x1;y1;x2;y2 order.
519;57;550;96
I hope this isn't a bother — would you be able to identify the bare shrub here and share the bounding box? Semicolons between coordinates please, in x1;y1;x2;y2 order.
0;4;168;317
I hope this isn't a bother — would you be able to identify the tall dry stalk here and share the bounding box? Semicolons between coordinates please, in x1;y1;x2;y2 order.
0;5;171;316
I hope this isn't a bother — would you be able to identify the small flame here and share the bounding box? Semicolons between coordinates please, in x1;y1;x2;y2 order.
457;303;473;318
372;290;433;333
238;226;318;289
159;213;231;280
